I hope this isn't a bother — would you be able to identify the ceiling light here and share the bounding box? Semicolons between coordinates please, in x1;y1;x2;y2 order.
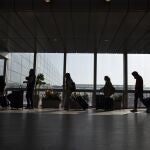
105;0;111;2
53;38;57;42
44;0;51;3
104;40;109;42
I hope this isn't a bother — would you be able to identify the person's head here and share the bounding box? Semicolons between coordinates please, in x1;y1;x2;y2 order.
29;69;35;76
132;71;139;79
65;73;70;79
104;76;110;82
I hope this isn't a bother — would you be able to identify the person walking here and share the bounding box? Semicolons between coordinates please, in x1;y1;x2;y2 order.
100;76;115;110
131;71;143;112
64;73;74;110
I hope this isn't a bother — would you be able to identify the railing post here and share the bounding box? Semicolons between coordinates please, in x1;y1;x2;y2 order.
33;38;37;107
123;51;128;108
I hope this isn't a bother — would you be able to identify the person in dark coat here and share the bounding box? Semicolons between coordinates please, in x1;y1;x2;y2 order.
24;69;36;109
131;71;143;112
64;73;74;110
100;76;115;98
100;76;115;110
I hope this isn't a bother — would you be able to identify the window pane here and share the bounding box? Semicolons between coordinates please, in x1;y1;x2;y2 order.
66;53;94;106
97;54;123;89
7;53;34;85
66;53;94;87
128;54;150;108
36;53;63;86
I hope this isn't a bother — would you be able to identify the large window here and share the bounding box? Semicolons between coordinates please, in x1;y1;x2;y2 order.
97;54;123;90
7;53;34;85
66;53;94;88
128;54;150;89
66;53;94;106
128;54;150;108
36;53;63;86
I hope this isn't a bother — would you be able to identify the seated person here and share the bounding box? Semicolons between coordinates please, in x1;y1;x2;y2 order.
100;76;115;110
100;76;115;97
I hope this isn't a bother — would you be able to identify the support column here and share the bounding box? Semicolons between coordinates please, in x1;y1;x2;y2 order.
62;51;67;107
123;52;128;108
93;51;97;107
3;58;7;79
33;38;37;72
33;51;37;71
33;39;37;107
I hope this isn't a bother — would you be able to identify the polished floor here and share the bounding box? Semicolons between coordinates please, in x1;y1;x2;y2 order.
0;108;150;150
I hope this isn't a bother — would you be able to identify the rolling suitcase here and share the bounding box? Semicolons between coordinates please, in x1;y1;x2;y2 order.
76;95;88;110
142;98;150;108
7;90;24;109
104;97;114;110
96;95;113;110
96;94;105;109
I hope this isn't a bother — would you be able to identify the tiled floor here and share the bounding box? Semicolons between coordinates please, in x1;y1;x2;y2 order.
0;108;150;150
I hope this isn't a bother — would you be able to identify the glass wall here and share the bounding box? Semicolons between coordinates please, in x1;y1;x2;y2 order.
6;53;34;86
128;54;150;108
36;53;63;87
97;54;123;90
66;53;94;106
66;53;94;87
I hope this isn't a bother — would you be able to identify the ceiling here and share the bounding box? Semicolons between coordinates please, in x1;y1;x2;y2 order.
0;0;150;53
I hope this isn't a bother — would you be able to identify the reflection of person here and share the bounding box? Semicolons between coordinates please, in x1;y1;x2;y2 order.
131;71;143;112
64;73;73;110
100;76;115;98
24;69;36;109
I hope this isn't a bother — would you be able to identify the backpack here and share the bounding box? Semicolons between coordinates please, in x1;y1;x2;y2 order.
70;81;76;92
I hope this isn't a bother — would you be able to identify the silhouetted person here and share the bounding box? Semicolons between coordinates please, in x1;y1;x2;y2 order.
24;69;36;109
131;71;143;112
100;76;115;110
64;73;74;110
100;76;115;98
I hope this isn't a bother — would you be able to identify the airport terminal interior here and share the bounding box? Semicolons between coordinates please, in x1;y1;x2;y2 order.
1;0;150;150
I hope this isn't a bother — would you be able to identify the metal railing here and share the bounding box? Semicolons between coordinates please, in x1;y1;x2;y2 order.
5;87;150;108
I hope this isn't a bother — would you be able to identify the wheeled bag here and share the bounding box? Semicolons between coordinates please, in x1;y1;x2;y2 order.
76;95;88;110
96;94;105;109
7;90;24;109
96;95;113;110
142;97;150;108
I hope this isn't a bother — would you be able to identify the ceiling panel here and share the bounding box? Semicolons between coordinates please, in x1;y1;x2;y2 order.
0;1;150;53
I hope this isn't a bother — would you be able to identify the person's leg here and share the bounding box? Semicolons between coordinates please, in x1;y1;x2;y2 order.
64;92;71;110
131;94;138;112
134;95;138;110
29;90;33;108
64;93;69;110
26;91;30;108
